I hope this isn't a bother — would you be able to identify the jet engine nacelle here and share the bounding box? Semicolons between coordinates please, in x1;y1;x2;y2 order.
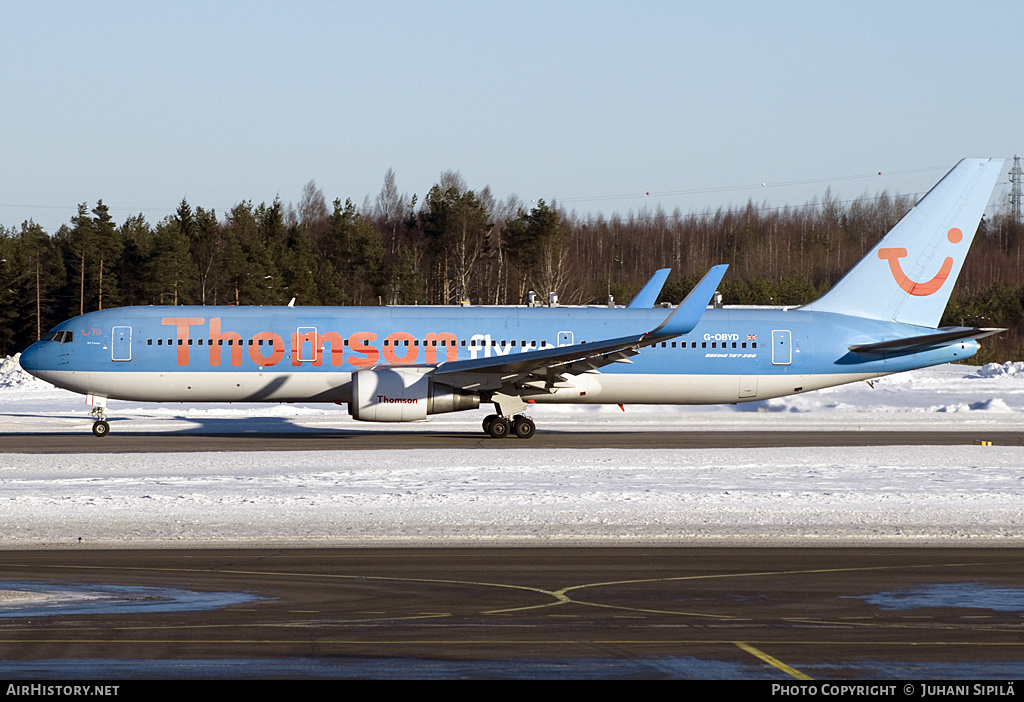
348;368;479;422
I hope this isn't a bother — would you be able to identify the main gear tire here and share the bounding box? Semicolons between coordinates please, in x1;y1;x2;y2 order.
512;416;536;439
487;416;510;439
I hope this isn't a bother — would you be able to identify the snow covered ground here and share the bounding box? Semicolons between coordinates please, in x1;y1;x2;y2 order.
1;355;1023;547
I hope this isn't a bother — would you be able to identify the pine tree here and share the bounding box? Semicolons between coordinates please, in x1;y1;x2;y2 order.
0;226;18;354
67;203;95;315
222;201;279;305
329;198;384;305
148;217;196;305
91;200;123;310
115;214;153;306
191;206;224;305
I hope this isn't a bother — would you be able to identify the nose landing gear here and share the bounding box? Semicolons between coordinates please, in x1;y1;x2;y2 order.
87;395;110;437
89;406;110;437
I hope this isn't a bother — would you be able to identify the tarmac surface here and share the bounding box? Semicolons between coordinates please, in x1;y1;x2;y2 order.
1;429;1023;452
3;426;1023;678
1;548;1023;679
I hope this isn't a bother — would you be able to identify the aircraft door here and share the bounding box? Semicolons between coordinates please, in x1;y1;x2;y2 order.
296;327;319;363
771;329;792;365
112;326;132;362
558;331;574;347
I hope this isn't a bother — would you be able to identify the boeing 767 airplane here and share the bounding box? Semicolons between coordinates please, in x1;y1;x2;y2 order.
19;158;1005;439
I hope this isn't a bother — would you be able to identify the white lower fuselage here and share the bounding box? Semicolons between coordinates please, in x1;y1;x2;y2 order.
30;368;886;406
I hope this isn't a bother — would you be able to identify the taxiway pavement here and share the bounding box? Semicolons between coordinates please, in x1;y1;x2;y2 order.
1;547;1022;679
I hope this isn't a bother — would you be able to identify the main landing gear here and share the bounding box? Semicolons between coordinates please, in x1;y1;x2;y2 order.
482;414;536;439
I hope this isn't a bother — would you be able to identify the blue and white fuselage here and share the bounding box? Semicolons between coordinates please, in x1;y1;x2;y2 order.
18;158;1006;438
20;304;978;405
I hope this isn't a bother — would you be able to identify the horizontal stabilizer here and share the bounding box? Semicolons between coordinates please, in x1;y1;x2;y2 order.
626;268;671;308
848;327;1004;354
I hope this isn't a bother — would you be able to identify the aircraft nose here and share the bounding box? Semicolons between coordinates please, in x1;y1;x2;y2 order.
18;341;45;375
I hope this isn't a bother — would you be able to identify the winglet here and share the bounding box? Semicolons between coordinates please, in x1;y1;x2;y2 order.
626;268;671;308
647;264;728;339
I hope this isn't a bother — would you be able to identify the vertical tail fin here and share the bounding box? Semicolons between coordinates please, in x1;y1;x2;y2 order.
802;158;1004;327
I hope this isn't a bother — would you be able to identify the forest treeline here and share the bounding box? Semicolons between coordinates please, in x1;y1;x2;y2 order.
2;169;1023;363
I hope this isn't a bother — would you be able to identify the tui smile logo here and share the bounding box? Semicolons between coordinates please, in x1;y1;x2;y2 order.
877;227;962;297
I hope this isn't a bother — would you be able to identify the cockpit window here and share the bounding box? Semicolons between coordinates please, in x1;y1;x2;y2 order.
44;330;73;344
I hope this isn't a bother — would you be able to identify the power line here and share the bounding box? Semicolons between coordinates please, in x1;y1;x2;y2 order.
554;165;953;204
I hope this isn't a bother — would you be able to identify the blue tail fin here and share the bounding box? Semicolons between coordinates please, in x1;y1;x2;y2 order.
802;158;1004;328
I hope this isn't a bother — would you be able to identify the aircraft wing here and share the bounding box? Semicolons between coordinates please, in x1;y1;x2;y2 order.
431;265;727;391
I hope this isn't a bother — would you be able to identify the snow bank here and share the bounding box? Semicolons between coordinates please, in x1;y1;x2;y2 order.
0;354;53;391
977;361;1024;378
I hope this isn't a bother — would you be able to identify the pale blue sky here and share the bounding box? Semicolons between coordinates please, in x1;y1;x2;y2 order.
2;1;1021;232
